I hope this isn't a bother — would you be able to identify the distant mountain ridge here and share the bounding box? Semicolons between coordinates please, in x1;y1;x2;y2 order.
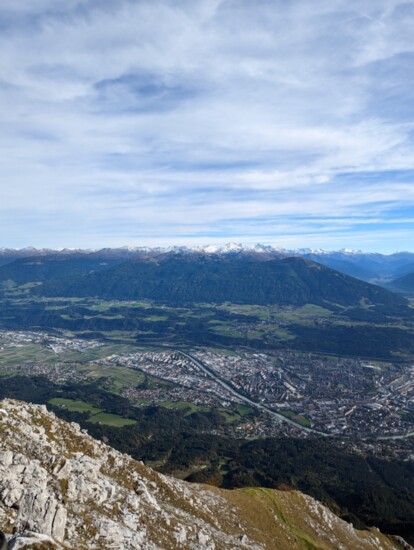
0;246;409;308
2;243;412;256
389;271;414;294
0;255;123;286
3;254;401;310
1;244;414;283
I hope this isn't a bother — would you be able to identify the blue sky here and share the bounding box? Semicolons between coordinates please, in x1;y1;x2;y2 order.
1;0;414;252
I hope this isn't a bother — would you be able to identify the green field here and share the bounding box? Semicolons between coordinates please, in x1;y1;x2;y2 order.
279;409;311;427
48;397;137;427
0;340;141;372
159;400;203;415
0;344;56;368
145;315;169;322
219;404;254;424
87;412;136;427
82;363;145;392
48;398;102;415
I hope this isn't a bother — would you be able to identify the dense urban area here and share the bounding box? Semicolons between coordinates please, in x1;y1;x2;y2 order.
1;329;413;442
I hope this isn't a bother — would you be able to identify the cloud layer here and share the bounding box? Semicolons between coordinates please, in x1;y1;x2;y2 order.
1;0;414;251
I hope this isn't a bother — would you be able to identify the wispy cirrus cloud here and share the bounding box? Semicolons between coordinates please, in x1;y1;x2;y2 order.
0;0;414;251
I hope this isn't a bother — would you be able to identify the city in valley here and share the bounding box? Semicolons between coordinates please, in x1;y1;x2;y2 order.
1;329;413;445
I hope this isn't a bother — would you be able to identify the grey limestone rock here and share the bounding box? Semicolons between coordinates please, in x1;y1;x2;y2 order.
0;399;404;550
7;531;63;550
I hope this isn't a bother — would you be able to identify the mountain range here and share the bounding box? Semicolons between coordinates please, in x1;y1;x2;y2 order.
1;244;414;290
0;252;407;310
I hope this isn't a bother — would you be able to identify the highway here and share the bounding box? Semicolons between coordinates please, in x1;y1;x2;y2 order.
177;351;414;441
176;350;330;436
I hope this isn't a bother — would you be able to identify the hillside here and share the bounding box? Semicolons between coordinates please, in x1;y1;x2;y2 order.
2;246;414;282
0;252;412;360
389;272;414;294
0;399;404;549
0;256;122;287
36;254;406;308
302;251;414;282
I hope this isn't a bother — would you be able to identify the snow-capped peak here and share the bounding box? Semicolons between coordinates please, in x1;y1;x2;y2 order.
195;243;279;255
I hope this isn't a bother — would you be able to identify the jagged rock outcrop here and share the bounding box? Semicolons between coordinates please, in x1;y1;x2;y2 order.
0;400;406;549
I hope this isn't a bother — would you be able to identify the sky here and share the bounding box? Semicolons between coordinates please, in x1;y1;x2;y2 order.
1;0;414;252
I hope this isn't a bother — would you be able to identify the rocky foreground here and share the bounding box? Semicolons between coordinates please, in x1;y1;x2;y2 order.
0;399;407;549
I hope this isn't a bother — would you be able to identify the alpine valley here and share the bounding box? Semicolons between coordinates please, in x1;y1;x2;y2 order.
0;245;413;549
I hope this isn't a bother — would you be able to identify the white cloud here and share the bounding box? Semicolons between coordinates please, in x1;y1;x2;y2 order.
0;0;413;250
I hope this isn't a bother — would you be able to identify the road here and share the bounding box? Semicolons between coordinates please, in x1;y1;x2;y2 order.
177;350;414;441
376;430;414;441
176;350;330;436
